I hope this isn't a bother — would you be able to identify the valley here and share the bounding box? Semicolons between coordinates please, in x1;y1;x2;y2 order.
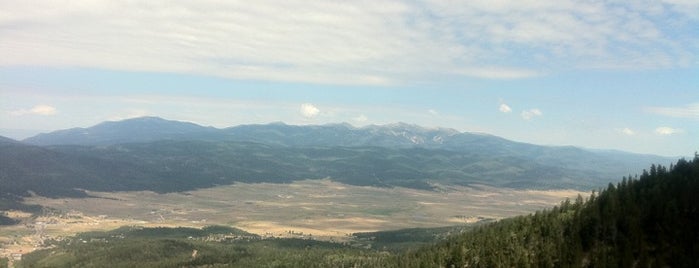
1;179;584;261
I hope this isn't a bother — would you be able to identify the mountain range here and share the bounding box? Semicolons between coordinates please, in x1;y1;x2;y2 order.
1;116;672;200
22;116;496;149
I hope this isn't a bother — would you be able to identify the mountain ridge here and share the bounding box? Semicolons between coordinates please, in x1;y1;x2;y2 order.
21;116;673;159
0;116;674;200
20;116;675;180
20;116;516;149
24;116;218;146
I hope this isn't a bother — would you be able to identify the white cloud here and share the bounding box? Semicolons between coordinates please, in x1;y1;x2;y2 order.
620;128;636;136
300;103;320;118
30;105;57;115
428;109;439;116
499;103;512;113
647;103;699;119
521;108;542;120
655;126;684;135
0;0;694;85
353;114;368;123
9;105;57;116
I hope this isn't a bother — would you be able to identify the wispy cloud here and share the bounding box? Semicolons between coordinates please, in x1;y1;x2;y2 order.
647;103;699;119
456;67;541;79
521;108;542;120
655;126;684;135
428;109;439;116
620;128;636;136
455;67;542;79
0;0;694;85
9;105;57;116
300;103;320;118
499;103;512;113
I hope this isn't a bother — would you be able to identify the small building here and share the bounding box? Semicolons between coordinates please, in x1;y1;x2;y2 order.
11;253;22;261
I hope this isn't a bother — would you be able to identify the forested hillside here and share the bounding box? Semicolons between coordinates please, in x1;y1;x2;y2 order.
398;155;699;267
1;139;642;201
16;156;699;267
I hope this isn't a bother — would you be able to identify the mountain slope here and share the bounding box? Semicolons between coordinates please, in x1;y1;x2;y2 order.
23;117;217;146
0;136;19;144
395;155;699;267
0;140;157;198
0;138;641;202
52;140;615;189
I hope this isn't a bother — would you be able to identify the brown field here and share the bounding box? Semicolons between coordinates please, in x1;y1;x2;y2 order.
1;179;586;260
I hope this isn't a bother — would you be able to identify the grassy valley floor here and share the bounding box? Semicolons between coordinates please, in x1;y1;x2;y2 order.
2;179;585;264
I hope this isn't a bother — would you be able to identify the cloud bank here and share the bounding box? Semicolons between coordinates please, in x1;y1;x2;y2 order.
9;105;57;116
655;126;684;135
1;0;695;85
647;103;699;119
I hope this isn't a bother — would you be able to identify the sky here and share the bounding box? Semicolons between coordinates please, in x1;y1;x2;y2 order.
0;0;697;157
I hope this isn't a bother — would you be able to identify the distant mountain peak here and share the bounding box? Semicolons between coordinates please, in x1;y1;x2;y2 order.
364;122;460;136
23;116;215;146
322;122;356;129
376;122;427;129
97;116;198;126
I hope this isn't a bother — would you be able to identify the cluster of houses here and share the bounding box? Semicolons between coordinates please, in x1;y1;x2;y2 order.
0;248;23;262
188;233;260;242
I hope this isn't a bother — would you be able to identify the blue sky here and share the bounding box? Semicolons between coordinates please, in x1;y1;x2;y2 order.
1;0;697;157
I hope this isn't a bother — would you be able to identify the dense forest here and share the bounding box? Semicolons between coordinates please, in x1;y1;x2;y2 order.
396;154;699;267
13;155;699;267
16;226;384;268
